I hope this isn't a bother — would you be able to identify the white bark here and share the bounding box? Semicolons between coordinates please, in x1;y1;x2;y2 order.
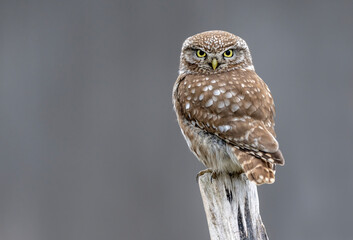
198;172;269;240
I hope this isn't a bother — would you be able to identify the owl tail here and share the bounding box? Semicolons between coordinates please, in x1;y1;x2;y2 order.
232;148;276;185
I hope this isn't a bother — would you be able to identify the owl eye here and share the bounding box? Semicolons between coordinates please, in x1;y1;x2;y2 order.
223;49;234;58
196;49;207;58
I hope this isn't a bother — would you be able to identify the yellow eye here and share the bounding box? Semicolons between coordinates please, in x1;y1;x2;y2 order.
196;49;207;58
223;49;234;58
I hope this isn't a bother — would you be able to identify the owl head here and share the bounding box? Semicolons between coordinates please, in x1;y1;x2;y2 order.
179;30;254;75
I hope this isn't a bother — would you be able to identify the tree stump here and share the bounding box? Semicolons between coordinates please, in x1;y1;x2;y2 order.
198;172;269;240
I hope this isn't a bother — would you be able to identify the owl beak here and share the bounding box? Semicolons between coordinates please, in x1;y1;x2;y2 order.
211;58;218;70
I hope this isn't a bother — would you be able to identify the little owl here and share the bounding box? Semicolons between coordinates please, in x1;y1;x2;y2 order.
172;30;284;185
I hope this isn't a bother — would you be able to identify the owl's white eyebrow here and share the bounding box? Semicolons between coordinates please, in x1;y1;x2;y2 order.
188;46;207;52
224;46;237;51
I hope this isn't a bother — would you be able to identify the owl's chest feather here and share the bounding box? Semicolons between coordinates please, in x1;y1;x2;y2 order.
179;118;243;173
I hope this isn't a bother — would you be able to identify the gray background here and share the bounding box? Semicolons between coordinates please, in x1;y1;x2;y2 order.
0;0;353;239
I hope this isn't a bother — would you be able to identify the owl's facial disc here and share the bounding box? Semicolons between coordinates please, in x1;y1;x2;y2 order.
187;49;228;71
179;31;254;75
186;46;240;71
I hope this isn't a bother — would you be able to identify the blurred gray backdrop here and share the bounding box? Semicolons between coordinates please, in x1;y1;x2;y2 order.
1;0;353;240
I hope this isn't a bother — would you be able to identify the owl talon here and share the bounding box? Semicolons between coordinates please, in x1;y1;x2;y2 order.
210;171;219;183
196;169;213;183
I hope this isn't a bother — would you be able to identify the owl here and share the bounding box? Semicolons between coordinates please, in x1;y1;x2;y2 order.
172;30;284;185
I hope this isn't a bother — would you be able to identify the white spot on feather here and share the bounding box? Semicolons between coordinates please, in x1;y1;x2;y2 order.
218;101;225;108
205;99;213;107
244;102;252;109
218;125;232;132
199;93;204;100
185;102;190;109
231;104;239;112
225;92;232;98
213;89;220;96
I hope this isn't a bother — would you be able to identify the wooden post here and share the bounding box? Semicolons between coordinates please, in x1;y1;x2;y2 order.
198;172;269;240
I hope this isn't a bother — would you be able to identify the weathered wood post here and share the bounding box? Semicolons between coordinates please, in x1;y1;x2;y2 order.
198;172;269;240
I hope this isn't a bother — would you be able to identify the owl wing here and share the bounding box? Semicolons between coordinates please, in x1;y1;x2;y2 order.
177;72;284;165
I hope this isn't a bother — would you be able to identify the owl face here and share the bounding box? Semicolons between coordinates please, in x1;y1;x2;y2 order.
179;30;254;75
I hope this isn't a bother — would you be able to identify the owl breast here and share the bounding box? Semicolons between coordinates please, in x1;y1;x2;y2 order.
178;118;243;173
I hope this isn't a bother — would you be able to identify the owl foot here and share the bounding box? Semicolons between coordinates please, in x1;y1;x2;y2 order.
196;169;218;183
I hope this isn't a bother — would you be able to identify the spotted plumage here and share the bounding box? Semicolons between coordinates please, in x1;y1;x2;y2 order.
173;30;284;185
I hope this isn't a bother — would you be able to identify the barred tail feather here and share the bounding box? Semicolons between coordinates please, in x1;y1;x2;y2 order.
232;147;276;185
